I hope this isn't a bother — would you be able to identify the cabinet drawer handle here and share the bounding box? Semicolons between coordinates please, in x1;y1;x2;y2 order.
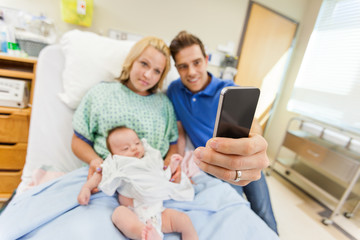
0;113;11;119
307;149;320;157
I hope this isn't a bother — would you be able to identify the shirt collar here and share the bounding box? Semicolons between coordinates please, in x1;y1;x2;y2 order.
181;72;219;96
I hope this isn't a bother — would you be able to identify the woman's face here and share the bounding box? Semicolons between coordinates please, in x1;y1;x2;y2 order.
127;46;166;96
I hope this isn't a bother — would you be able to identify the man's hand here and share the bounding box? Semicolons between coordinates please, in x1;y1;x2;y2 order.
192;133;269;186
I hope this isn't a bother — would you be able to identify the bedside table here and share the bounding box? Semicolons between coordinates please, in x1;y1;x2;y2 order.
0;54;37;201
270;117;360;225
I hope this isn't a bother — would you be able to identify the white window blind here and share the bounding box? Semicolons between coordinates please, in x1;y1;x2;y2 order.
287;0;360;134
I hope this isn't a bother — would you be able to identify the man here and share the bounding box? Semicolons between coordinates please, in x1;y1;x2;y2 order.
167;31;278;234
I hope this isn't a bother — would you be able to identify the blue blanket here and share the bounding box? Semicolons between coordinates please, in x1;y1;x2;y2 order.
0;167;278;240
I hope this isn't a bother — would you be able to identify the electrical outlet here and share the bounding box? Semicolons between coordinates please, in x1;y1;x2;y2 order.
108;29;143;41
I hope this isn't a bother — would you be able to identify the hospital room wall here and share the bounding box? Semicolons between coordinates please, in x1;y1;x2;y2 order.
0;0;248;55
0;0;322;160
259;0;323;161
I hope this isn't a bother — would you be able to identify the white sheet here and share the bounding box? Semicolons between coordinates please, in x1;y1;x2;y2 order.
18;45;83;193
0;167;279;240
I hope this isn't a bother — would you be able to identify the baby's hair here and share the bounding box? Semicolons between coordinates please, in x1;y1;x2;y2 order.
106;126;129;154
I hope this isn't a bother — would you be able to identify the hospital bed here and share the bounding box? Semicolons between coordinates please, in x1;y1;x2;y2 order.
0;30;278;240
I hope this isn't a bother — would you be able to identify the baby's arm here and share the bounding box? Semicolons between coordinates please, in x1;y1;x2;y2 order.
78;172;102;205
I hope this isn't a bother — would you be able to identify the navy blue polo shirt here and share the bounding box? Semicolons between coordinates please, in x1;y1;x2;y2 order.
167;73;235;148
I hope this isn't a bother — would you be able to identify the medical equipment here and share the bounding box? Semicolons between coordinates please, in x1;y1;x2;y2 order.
0;77;30;108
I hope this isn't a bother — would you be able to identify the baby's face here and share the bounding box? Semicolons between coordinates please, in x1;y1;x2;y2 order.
109;128;145;158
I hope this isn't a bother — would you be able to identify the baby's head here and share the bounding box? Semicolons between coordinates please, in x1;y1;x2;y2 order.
106;126;145;158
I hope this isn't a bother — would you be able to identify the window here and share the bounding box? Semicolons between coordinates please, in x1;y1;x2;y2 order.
287;0;360;134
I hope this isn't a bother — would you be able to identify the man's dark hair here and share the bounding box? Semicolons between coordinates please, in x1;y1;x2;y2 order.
169;31;207;60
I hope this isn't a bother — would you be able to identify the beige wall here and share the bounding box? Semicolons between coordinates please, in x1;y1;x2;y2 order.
0;0;248;54
262;0;323;161
1;0;323;160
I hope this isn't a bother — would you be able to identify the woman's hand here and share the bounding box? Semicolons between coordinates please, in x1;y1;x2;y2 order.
88;158;103;193
170;165;181;183
193;133;269;186
164;144;182;183
88;158;103;178
72;132;104;185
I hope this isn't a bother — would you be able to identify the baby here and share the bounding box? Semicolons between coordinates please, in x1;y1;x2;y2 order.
78;126;198;240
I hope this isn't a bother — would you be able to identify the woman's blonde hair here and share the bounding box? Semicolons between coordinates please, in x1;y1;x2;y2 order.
118;36;171;93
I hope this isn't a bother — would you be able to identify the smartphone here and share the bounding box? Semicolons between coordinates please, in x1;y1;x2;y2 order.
213;86;260;138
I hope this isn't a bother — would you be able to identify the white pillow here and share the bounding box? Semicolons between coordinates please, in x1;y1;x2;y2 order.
58;30;180;109
59;30;136;109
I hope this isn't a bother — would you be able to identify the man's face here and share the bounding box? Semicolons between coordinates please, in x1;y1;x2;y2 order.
174;45;210;93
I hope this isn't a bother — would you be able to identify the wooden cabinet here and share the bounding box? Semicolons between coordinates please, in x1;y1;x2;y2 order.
270;117;360;225
0;54;37;200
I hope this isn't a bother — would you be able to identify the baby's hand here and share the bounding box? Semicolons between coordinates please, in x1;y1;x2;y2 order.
78;188;91;205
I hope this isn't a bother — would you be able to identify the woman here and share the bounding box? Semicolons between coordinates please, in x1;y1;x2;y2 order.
71;36;178;180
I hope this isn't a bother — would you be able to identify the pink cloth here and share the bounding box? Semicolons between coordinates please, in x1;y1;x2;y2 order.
181;151;201;178
28;169;66;187
17;168;65;194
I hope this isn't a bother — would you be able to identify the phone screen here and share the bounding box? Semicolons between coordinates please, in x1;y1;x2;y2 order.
213;87;260;138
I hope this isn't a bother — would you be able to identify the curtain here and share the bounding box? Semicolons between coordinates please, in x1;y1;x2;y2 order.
287;0;360;134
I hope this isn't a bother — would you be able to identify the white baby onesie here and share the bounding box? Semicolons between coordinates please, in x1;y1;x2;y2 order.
99;139;194;235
